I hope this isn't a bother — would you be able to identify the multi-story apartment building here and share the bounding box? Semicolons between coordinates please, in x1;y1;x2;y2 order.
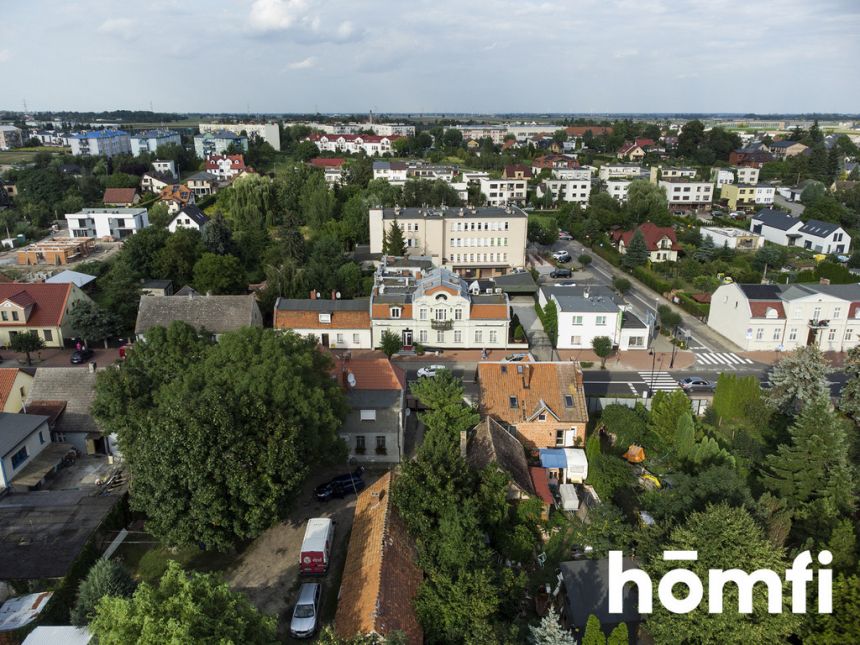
129;129;181;156
453;125;507;144
372;161;409;185
659;167;697;179
659;178;714;207
606;179;633;203
707;282;860;352
551;167;591;181
478;177;527;206
299;121;414;137
205;154;246;180
536;179;591;206
720;183;757;210
193;130;248;158
750;209;850;254
0;126;23;150
65;208;149;240
369;205;528;277
198;122;281;150
598;164;645;181
307;133;402;156
69;130;131;157
711;166;760;186
370;264;511;350
754;184;776;206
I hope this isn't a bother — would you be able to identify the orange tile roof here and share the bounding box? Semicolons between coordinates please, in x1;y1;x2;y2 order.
470;304;508;320
102;188;137;204
371;304;413;319
335;472;423;644
159;184;193;204
274;310;370;330
332;357;405;391
0;283;72;327
478;362;588;425
0;368;21;410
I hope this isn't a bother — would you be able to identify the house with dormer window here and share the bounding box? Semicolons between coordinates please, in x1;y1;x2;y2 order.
0;283;93;348
611;222;680;263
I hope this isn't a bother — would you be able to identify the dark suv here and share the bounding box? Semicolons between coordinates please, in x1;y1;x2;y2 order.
551;268;572;279
314;467;366;501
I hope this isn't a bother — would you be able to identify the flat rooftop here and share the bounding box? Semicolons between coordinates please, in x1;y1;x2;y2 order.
701;226;760;238
377;206;527;220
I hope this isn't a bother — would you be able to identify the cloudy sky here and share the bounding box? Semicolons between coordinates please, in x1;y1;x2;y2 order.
2;0;859;114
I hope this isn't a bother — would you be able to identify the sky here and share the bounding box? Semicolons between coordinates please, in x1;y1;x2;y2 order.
2;0;859;114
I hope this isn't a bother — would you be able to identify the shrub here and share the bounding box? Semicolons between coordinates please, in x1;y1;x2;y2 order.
631;266;671;295
71;559;136;626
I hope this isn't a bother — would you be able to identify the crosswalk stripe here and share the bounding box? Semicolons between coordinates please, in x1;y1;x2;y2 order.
721;353;743;365
637;371;680;391
695;352;755;366
696;353;716;365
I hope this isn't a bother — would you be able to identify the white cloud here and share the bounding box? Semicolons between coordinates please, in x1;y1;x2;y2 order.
248;0;312;33
288;56;316;70
0;50;10;64
98;18;133;34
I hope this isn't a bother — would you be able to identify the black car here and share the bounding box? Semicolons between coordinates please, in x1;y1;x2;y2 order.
550;268;572;279
314;467;366;501
70;347;94;364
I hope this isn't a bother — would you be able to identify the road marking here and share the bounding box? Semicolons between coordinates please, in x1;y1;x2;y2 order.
696;352;754;366
638;371;681;391
628;382;639;395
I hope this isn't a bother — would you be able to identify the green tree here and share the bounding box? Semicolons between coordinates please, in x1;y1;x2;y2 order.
693;235;715;262
677;119;706;158
530;607;575;645
93;326;347;549
120;227;170;277
801;574;860;645
90;561;276;644
10;331;44;366
625;180;670;225
839;345;860;422
100;258;143;333
612;277;631;294
155;228;204;287
192;253;247;294
71;558;136;626
542;300;558;346
383;219;406;256
648;389;689;446
647;504;799;645
379;329;402;358
582;614;604;645
765;346;830;415
146;202;171;228
607;623;628;645
200;213;235;255
591;335;613;369
577;253;592;267
67;300;121;348
620;228;649;269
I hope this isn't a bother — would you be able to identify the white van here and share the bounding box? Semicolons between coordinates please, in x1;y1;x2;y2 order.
299;518;333;575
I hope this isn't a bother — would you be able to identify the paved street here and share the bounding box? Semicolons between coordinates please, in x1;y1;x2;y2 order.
509;296;555;361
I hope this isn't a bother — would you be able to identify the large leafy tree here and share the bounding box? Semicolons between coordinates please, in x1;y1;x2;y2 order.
591;335;613;369
200;213;236;255
192;253;247;295
765;346;830;415
93;325;347;549
71;558;136;626
625;180;670;226
10;331;44;365
647;504;799;645
67;300;121;348
154;228;204;287
90;561;276;644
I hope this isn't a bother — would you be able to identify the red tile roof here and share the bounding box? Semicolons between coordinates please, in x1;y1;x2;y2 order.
0;368;21;410
205;154;246;172
611;222;679;251
309;157;346;168
530;466;554;506
635;138;656;148
102;188;138;204
617;142;643;156
160;184;193;204
0;283;72;327
332;357;406;391
503;164;533;178
749;301;785;318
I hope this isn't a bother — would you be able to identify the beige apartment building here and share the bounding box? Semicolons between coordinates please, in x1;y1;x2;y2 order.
369;205;527;277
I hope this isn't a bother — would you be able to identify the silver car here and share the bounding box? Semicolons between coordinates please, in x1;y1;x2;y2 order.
290;582;321;638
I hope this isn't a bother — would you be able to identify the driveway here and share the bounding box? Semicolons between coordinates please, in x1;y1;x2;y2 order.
510;296;555;361
774;194;805;217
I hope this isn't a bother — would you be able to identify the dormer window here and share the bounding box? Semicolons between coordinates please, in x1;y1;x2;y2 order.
390;307;402;319
564;395;574;408
11;311;18;321
318;313;331;324
765;307;777;319
538;413;547;422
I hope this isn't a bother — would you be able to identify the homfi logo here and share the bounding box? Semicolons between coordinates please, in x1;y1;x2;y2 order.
608;550;832;614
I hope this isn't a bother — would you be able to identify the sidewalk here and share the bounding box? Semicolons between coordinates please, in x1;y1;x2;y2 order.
556;348;696;371
0;346;118;369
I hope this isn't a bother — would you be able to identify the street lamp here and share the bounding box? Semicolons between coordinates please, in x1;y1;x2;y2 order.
648;349;657;397
669;326;678;368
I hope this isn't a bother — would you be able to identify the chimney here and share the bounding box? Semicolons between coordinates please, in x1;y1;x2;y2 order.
331;290;336;300
523;363;532;389
310;290;317;299
459;429;468;458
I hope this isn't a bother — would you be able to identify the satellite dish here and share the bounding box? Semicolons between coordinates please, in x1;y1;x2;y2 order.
346;372;357;388
336;291;341;299
315;291;321;298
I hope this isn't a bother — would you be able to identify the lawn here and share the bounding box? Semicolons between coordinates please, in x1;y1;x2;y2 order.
0;147;67;164
112;532;239;585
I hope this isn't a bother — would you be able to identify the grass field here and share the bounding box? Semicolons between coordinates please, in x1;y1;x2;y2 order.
0;146;68;164
112;532;238;585
125;119;202;129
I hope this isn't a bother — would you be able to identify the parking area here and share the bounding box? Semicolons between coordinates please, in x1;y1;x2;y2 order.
226;464;386;641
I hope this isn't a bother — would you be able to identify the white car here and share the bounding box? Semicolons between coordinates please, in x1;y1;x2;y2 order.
552;250;571;262
417;365;447;378
290;583;321;638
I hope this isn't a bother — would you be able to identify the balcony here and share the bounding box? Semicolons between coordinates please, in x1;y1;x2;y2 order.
808;319;830;329
431;320;453;331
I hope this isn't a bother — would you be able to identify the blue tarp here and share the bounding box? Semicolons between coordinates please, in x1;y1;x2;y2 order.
539;449;567;469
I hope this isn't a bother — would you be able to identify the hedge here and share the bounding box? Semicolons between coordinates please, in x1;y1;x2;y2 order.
592;244;622;267
675;292;710;319
630;266;671;295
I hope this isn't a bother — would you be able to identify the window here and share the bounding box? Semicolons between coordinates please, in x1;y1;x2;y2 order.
360;409;376;421
39;431;45;444
436;330;444;342
376;436;386;454
353;333;360;344
570;336;582;345
555;430;565;447
355;435;365;452
772;327;781;341
813;306;821;321
572;315;583;326
538;413;547;422
419;308;428;320
489;330;497;343
454;330;462;343
846;328;854;341
11;446;28;469
42;329;53;342
435;308;446;320
509;396;518;408
390;307;401;319
564;395;574;408
474;330;482;343
596;316;607;326
455;308;463;320
788;328;798;341
755;328;764;340
336;333;344;344
0;312;5;321
11;311;18;321
828;328;837;341
419;330;428;342
834;307;842;319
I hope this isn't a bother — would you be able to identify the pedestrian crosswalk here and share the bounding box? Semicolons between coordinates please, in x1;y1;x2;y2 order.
694;352;754;366
638;371;681;392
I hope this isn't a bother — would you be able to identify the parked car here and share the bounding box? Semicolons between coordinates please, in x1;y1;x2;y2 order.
729;211;746;219
417;364;447;378
558;231;573;241
290;582;321;638
550;268;573;279
503;353;528;362
314;467;366;502
70;347;94;364
299;518;333;575
552;250;571;262
680;376;714;392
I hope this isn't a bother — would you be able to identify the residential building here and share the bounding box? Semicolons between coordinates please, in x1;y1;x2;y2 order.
539;284;648;350
372;161;409;186
198;122;281;150
0;368;34;413
65;207;150;240
167;205;209;232
307;134;402;156
477;361;588;450
564;125;613;140
140;171;173;194
28;130;66;146
370;265;510;350
0;413;53;491
729;145;774;167
737;166;760;185
159;184;195;214
720;183;757;210
333;356;406;463
368;205;528;276
205;154;246;180
707;282;860;352
0;125;23;150
152;159;177;178
769;140;809;159
300;121;414;137
185;172;220;197
712;166;760;185
755;184;776;206
44;270;97;289
193;130;248;158
532;154;580;173
611;222;680;263
69;130;131;157
750;209;851;254
606;179;633;203
467;417;537;502
502;164;533;180
453;124;507;144
660;167;697;179
334;472;422;643
551;167;590;180
274;296;372;349
711;168;735;186
536;178;591;205
659;178;714;207
699;226;764;251
407;162;458;182
616;142;645;161
310;157;347;186
598;164;644;181
16;238;96;267
0;282;92;348
129;129;181;156
478;177;527;206
101;188;139;207
135;293;263;340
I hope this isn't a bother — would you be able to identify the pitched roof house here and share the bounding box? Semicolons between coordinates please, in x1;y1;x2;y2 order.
0;368;34;413
135;293;263;339
611;222;680;262
502;164;533;180
101;188;139;207
334;472;422;644
477;361;588;450
0;282;93;348
467;416;535;501
275;297;371;349
167;205;209;232
617;142;645;161
159;184;195;214
750;209;850;254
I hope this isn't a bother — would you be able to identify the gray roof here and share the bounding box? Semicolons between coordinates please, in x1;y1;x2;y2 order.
173;205;209;227
491;272;538;294
467;418;534;496
779;282;860;301
739;284;783;300
542;284;621;313
560;558;642;628
553;294;619;313
621;311;647;329
275;298;369;312
414;267;469;300
185;171;218;183
753;208;798;231
135;294;262;336
0;413;50;457
379;205;527;220
45;270;96;288
798;219;841;238
26;368;99;435
174;285;199;297
142;279;172;289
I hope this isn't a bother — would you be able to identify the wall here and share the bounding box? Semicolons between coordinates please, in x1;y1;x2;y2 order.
0;420;50;488
294;328;372;349
515;421;585;450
